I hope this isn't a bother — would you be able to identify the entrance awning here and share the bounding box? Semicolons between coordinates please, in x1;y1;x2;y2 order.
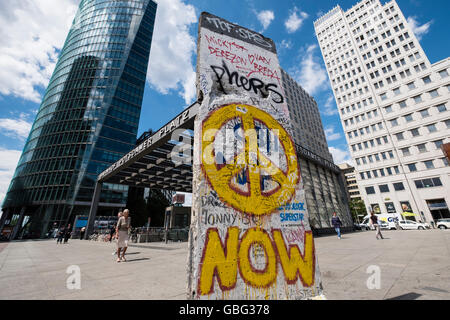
97;102;200;192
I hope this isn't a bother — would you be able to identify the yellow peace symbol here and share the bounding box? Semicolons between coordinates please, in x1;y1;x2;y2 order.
202;103;300;216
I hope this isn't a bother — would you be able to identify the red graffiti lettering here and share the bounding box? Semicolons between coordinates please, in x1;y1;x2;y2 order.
205;34;248;52
236;63;281;84
208;46;247;66
284;227;306;244
248;53;271;65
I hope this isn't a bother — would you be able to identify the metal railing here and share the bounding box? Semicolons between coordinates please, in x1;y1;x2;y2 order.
86;227;190;243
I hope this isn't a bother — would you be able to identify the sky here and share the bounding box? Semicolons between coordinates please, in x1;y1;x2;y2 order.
0;0;449;205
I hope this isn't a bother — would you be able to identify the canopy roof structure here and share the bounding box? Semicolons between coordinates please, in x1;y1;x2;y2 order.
97;102;199;193
97;99;341;193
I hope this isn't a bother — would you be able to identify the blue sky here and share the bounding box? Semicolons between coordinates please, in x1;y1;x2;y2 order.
0;0;449;203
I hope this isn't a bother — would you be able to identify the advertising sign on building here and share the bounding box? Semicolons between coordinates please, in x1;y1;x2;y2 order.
186;12;324;300
173;194;186;205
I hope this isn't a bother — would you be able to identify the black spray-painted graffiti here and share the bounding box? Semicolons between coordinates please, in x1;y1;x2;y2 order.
204;16;274;51
201;209;263;226
210;61;284;104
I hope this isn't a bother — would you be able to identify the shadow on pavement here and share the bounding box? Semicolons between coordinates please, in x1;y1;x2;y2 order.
386;292;422;300
122;258;150;263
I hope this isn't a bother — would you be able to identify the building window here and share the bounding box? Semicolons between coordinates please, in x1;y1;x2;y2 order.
395;132;404;141
379;184;390;193
407;163;417;172
426;124;437;133
380;93;387;101
422;76;431;84
417;143;427;153
390;118;399;127
424;160;435;169
414;178;443;189
407;82;415;90
410;128;420;137
393;182;405;191
398;100;407;108
439;69;449;78
393;87;401;95
385;105;393;113
413;95;422;103
385;202;396;214
442;158;449;166
428;89;439;98
434;140;444;149
436;104;447;112
401;147;411;156
404;114;413;122
419;109;430;118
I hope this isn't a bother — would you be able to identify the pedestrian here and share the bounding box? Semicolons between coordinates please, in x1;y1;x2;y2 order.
112;211;123;256
331;212;342;239
63;224;72;244
80;226;86;240
56;226;65;244
109;224;115;242
370;212;384;240
116;209;131;263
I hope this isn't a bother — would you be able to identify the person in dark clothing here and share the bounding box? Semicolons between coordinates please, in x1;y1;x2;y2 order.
109;225;115;242
56;227;65;244
331;212;342;239
370;212;384;240
63;224;72;243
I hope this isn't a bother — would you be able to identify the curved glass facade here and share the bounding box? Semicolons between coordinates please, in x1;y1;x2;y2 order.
1;0;157;238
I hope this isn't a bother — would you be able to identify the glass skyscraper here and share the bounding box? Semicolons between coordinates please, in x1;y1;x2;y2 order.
0;0;157;239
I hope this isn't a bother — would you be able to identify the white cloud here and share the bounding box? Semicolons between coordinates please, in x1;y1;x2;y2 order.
321;95;338;116
256;10;275;31
0;0;199;106
279;39;293;50
407;16;432;40
285;7;309;33
0;118;32;140
147;0;197;105
291;44;328;95
329;146;353;165
0;148;21;206
0;0;78;102
324;126;341;142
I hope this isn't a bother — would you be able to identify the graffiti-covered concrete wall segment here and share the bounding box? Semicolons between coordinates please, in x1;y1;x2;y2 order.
187;12;324;300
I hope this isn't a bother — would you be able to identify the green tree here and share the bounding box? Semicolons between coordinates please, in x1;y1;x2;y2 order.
349;199;367;223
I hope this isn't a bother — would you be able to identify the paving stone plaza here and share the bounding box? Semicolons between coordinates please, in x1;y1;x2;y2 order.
0;229;449;300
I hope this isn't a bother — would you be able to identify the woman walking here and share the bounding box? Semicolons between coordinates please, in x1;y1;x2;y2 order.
116;209;131;262
111;211;122;256
370;212;384;240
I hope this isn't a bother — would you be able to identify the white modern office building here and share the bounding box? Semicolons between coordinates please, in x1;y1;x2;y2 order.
314;0;450;223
